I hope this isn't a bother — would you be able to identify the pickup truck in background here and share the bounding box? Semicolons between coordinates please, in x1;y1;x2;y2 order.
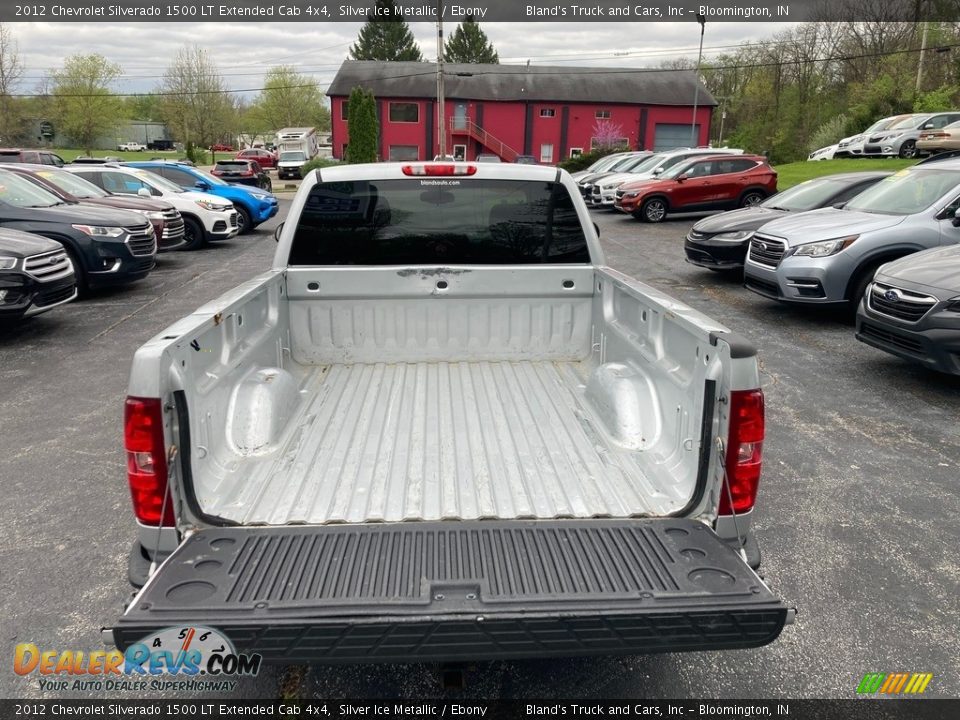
117;142;147;152
110;162;791;664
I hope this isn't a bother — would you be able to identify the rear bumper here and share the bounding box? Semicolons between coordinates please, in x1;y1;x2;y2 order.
114;519;787;664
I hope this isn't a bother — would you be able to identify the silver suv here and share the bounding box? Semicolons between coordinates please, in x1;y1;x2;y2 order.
744;160;960;307
863;112;960;158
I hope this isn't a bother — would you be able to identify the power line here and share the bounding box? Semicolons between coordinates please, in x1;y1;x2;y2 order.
16;41;960;99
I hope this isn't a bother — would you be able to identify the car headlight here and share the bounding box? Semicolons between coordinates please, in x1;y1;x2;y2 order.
0;255;18;270
602;181;624;190
137;210;165;220
622;191;640;199
713;230;755;242
195;199;231;211
790;235;859;257
71;224;125;237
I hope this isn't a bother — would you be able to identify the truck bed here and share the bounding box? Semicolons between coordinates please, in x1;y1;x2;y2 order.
199;359;683;525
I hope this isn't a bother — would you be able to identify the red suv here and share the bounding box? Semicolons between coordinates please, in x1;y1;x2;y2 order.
236;148;277;169
615;154;777;223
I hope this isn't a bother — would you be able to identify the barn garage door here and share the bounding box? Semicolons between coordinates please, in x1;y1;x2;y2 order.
654;123;699;151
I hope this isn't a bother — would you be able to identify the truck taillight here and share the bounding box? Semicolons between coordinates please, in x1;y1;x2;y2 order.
719;389;764;516
124;396;172;527
401;164;477;176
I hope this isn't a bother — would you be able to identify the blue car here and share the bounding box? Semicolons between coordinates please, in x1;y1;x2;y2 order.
124;161;278;234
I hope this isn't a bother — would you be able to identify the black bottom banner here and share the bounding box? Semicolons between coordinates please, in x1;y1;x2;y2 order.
2;700;958;720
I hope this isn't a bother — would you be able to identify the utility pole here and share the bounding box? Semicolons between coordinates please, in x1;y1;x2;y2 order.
716;97;729;146
436;0;446;158
690;13;706;148
916;20;930;95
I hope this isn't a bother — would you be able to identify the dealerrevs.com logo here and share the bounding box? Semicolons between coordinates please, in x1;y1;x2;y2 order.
14;626;261;692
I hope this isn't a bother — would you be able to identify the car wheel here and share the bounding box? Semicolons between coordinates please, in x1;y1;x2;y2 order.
848;262;882;313
640;197;667;223
899;140;918;159
181;216;206;250
62;246;89;298
740;191;765;207
236;206;253;235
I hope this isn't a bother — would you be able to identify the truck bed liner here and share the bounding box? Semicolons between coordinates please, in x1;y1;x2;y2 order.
201;361;683;524
114;519;787;663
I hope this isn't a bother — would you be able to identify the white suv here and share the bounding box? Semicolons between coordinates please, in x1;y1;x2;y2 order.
588;148;745;208
67;165;239;250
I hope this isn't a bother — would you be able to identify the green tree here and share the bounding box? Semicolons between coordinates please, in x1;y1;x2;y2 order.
349;0;423;61
248;66;331;133
50;54;123;154
159;45;235;159
443;16;499;64
123;94;162;121
345;86;378;163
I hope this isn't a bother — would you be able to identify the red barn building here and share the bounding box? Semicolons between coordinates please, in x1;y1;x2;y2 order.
327;60;717;164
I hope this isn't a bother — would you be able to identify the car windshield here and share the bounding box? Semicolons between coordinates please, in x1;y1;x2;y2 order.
607;155;643;171
34;169;108;198
0;170;65;208
196;169;227;186
625;154;667;174
133;169;185;194
586;155;624;172
844;168;960;215
761;178;861;211
280;152;306;162
864;117;900;133
889;115;928;131
618;155;657;172
660;160;700;180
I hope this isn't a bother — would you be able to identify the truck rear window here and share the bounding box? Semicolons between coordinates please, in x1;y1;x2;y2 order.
289;178;590;265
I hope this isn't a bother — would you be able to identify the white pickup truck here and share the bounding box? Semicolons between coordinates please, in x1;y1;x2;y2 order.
117;142;147;152
109;162;790;664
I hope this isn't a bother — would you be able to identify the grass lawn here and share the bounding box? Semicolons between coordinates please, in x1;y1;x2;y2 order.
53;148;184;163
773;158;918;189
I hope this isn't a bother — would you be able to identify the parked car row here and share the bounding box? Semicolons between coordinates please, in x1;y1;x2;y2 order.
809;111;960;161
578;148;777;223
0;153;279;321
673;159;960;376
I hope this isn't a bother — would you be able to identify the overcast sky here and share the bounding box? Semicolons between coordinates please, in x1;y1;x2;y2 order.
10;21;792;97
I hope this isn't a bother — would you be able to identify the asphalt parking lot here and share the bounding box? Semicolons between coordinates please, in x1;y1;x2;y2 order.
1;201;958;700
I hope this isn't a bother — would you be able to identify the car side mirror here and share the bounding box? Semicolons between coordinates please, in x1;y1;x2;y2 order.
676;174;688;183
653;167;663;175
274;222;284;242
832;202;846;209
194;180;209;190
137;188;151;198
923;123;935;129
953;208;960;227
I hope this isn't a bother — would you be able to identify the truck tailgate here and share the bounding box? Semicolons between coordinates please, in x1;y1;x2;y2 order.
113;519;787;663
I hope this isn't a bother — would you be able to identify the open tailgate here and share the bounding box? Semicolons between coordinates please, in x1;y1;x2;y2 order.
112;519;788;663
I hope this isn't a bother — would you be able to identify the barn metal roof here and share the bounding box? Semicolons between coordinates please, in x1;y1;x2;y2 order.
327;60;717;107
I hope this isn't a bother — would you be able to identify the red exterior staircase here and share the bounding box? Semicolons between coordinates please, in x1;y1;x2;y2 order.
450;118;520;162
